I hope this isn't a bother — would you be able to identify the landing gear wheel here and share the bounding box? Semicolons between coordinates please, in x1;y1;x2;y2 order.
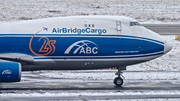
114;67;125;86
114;77;123;86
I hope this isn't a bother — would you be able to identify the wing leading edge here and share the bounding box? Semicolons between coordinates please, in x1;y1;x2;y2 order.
0;53;34;64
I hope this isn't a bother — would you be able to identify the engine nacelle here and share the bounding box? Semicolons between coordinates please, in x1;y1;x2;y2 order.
0;62;21;82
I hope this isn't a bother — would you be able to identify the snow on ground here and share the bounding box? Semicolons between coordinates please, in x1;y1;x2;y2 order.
1;91;180;101
1;91;180;97
0;0;180;23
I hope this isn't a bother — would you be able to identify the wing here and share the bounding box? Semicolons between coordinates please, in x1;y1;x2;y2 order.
0;53;34;64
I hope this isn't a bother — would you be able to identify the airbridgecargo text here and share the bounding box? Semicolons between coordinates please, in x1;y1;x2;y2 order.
52;28;107;34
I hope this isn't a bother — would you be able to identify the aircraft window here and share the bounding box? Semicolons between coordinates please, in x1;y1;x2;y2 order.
85;24;87;27
88;24;91;27
92;24;94;27
130;22;141;26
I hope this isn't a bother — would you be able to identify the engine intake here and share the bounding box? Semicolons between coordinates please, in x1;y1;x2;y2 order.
0;62;21;82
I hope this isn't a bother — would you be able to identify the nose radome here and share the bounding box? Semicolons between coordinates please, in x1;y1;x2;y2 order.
164;40;172;54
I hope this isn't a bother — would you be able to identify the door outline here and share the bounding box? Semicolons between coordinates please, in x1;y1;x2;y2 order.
116;21;122;31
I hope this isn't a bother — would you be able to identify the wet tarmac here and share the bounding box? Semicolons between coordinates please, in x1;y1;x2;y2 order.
1;71;180;100
143;24;180;35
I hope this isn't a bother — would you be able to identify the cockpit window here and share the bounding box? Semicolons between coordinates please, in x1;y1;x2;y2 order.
130;22;141;26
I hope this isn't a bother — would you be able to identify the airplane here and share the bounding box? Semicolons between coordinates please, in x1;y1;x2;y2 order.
0;15;172;86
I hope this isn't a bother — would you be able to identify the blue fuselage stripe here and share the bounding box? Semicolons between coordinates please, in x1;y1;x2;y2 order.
0;34;164;59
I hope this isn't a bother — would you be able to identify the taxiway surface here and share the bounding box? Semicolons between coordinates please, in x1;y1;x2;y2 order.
0;71;180;91
143;24;180;35
1;71;180;100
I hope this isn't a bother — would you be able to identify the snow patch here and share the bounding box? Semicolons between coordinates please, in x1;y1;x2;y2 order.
1;0;180;23
1;91;180;97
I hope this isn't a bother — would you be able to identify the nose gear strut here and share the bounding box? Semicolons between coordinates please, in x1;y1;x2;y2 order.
114;67;125;86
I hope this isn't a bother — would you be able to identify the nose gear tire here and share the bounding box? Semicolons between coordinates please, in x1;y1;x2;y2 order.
114;77;123;86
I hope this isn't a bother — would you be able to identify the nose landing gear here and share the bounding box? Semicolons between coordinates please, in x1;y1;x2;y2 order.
114;67;125;86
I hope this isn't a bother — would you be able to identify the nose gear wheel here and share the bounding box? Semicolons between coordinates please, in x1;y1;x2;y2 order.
114;67;124;86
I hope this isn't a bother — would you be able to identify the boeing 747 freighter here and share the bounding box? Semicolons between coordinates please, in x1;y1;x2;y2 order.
0;16;172;86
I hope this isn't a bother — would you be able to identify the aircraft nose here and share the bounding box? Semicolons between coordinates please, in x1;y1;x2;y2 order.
164;40;172;54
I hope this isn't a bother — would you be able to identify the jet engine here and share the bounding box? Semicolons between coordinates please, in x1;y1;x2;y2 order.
0;62;21;82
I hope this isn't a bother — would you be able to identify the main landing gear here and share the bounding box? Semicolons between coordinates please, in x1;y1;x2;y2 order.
114;67;125;86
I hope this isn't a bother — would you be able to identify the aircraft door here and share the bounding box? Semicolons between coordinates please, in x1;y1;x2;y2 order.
116;21;122;35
